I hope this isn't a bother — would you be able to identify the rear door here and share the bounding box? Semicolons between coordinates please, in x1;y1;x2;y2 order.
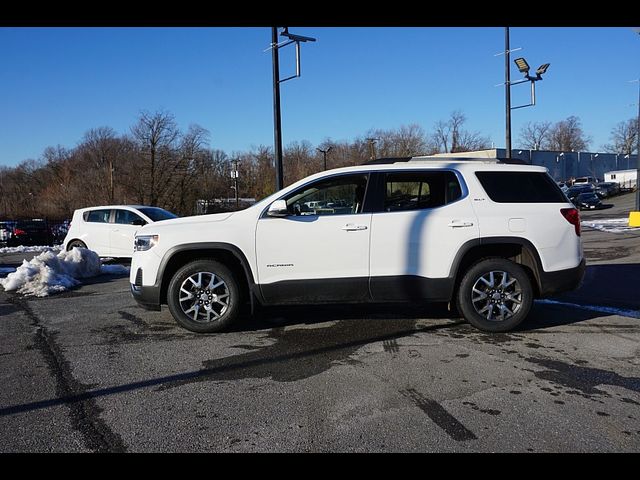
368;170;479;301
84;209;112;255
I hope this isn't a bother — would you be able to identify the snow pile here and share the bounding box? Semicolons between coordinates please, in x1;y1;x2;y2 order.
582;218;640;234
0;247;128;297
0;245;62;254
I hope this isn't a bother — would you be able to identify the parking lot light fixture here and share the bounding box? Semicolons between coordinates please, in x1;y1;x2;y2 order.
536;63;550;76
514;57;530;74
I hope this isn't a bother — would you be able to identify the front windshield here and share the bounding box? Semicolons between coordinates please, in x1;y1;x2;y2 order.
138;207;178;222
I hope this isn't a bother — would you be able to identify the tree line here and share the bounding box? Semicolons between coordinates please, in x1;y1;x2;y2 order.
0;109;636;221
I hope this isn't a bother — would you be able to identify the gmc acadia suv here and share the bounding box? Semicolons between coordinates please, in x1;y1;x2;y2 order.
130;158;585;333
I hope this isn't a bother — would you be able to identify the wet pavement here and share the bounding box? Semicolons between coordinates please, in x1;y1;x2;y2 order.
1;193;639;452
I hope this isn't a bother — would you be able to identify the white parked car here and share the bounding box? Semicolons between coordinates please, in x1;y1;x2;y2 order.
130;158;585;334
63;205;177;258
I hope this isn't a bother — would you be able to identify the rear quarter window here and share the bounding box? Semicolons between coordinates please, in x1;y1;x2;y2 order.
475;172;567;203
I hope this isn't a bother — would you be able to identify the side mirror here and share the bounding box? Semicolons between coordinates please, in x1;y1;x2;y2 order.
132;219;147;226
267;199;289;217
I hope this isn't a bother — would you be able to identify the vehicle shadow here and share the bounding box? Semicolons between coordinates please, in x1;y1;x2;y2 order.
232;263;640;334
233;301;459;333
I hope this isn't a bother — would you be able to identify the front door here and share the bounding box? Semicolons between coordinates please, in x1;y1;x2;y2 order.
110;209;147;257
255;173;371;304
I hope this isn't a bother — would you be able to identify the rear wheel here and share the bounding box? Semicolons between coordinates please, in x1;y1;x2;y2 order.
67;239;87;250
167;259;240;333
457;258;533;333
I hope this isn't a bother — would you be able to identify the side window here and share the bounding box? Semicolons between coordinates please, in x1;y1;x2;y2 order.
115;209;146;225
383;171;461;212
85;209;112;223
284;174;369;216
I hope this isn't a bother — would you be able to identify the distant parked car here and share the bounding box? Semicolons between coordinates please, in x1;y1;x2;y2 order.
7;219;53;247
573;176;598;186
557;182;569;194
594;182;620;199
63;205;178;258
573;192;603;211
0;221;14;245
566;184;595;202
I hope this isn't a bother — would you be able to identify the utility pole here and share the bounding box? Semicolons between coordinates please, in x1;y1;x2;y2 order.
109;158;114;204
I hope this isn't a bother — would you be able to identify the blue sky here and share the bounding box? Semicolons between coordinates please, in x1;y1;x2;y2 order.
0;26;638;167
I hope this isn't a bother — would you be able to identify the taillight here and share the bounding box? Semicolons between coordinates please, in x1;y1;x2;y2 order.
14;228;26;236
560;208;581;236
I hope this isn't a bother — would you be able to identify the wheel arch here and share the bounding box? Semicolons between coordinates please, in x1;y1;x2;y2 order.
157;243;257;306
450;237;543;298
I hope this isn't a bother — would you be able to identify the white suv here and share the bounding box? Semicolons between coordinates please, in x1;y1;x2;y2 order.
63;205;177;258
130;158;585;333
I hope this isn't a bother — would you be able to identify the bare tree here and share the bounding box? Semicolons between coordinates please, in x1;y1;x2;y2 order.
602;118;638;155
130;110;181;206
430;111;491;153
546;116;591;152
517;121;552;150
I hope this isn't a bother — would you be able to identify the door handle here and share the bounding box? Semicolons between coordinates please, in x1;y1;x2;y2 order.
447;221;474;228
341;224;368;231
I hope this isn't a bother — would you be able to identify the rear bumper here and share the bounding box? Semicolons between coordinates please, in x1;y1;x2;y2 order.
538;258;586;297
130;284;161;311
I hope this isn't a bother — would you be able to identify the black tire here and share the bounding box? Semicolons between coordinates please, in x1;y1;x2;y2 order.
167;259;241;333
67;239;87;250
456;257;533;333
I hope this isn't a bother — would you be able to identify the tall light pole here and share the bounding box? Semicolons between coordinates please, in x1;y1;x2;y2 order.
317;146;332;171
500;28;550;160
505;27;512;159
271;27;284;192
231;158;239;210
634;78;640;210
268;27;316;192
366;138;378;161
590;153;599;180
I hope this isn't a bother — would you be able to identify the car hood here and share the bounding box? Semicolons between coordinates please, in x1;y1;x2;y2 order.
138;212;234;233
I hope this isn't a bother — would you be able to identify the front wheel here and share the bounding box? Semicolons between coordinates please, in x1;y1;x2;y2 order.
457;258;533;333
167;259;240;333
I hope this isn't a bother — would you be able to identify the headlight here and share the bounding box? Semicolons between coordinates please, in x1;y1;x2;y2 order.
134;235;159;251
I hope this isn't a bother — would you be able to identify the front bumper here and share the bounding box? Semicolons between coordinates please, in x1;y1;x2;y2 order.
538;258;586;297
130;283;162;311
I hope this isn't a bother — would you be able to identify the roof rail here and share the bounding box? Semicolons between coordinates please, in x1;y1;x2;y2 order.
362;157;412;165
495;157;529;165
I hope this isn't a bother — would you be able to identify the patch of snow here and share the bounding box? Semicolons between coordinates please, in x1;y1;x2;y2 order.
581;218;640;234
0;245;62;254
0;247;128;297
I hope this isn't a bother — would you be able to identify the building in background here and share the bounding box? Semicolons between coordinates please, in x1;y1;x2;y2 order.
432;149;638;184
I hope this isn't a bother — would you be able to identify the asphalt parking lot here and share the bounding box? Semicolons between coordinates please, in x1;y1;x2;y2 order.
1;195;639;452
